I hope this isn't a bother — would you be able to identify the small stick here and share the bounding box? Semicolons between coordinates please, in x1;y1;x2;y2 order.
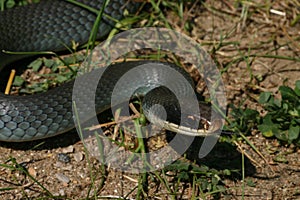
5;69;16;95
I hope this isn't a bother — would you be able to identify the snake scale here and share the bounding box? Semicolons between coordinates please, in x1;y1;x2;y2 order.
0;0;219;142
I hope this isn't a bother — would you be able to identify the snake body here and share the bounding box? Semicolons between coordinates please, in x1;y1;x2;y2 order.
0;0;138;67
0;1;212;142
0;0;141;142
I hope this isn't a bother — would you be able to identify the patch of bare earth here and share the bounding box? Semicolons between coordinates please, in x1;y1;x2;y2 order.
0;0;299;199
190;0;300;199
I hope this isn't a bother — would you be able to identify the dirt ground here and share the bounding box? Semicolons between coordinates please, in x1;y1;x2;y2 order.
0;0;300;199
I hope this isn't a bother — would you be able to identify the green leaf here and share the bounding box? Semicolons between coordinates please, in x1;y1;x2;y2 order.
294;80;300;97
258;115;279;137
201;181;209;191
164;160;191;171
211;175;220;185
279;85;299;102
27;82;49;93
5;0;15;8
63;56;77;65
288;125;299;142
28;58;43;72
273;99;281;108
296;139;300;147
289;108;299;117
51;59;64;72
12;76;24;87
244;108;259;118
43;58;55;69
192;165;209;173
274;130;288;142
17;0;28;6
258;92;272;104
293;118;300;125
177;171;189;180
282;102;289;112
56;74;69;83
258;124;274;137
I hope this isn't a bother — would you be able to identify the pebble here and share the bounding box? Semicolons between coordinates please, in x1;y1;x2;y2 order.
55;173;70;184
28;167;37;177
73;152;84;162
59;189;66;196
57;153;71;163
62;145;74;154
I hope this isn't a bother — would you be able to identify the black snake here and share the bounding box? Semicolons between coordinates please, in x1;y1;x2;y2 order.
0;0;223;142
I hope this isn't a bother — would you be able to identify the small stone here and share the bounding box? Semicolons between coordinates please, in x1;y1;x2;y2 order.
55;173;70;184
73;152;84;162
63;165;73;171
57;153;71;163
59;189;66;196
54;161;63;168
28;167;37;177
62;145;74;153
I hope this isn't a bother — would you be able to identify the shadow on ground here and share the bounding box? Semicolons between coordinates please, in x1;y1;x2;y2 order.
0;129;81;150
167;133;256;180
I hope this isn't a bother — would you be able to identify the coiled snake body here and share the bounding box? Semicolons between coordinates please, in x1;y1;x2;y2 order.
0;0;218;142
